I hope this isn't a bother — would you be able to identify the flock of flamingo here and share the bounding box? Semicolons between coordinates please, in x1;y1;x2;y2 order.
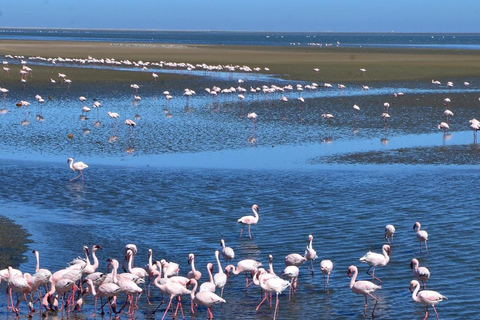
1;53;480;152
0;53;463;319
0;203;446;320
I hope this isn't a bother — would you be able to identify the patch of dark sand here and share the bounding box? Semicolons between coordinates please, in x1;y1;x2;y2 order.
0;216;31;268
314;144;480;165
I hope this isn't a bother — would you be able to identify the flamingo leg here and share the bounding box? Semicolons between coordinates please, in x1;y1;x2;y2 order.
248;225;252;239
423;306;429;320
363;294;368;317
161;296;174;320
239;226;244;237
256;292;267;310
432;305;440;320
425;241;428;254
366;266;381;283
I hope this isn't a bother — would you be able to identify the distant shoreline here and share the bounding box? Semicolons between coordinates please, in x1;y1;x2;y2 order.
1;39;480;82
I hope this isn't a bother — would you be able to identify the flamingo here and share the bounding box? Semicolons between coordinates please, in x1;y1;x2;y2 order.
353;104;361;120
438;122;449;133
187;253;202;281
189;279;225;320
385;224;395;245
213;251;227;297
284;253;306;267
30;250;52;307
254;269;290;320
199;263;216;293
409;280;446;320
359;244;390;283
67;158;88;181
7;266;34;316
470;118;480;143
237;204;260;239
152;270;191;320
411;258;430;289
347;265;381;318
83;278;121;317
320;260;333;290
225;259;262;290
282;265;299;299
413;222;429;253
304;234;318;274
107;258;142;316
220;239;234;262
444;110;454;124
82;245;102;275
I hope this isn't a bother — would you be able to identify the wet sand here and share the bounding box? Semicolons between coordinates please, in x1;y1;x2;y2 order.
1;40;480;82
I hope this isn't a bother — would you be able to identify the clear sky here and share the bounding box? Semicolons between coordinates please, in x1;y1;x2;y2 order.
1;0;480;33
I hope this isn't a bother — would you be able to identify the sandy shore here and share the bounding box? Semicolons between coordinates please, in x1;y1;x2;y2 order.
0;216;31;268
1;40;480;83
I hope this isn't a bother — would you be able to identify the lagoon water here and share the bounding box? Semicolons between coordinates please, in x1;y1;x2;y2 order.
1;33;480;319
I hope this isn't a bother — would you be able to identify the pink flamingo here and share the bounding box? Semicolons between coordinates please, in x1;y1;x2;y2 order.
413;222;429;253
320;260;333;290
7;266;34;316
282;265;299;299
385;224;395;245
409;280;446;320
108;259;142;317
237;204;260;239
199;263;216;293
30;250;52;309
359;244;391;283
347;265;381;318
83;278;121;317
254;269;290;320
189;279;226;319
304;234;318;274
220;239;234;262
225;259;262;290
284;253;306;267
67;158;88;181
213;251;227;297
82;245;102;275
187;253;202;281
411;258;430;289
152;270;191;320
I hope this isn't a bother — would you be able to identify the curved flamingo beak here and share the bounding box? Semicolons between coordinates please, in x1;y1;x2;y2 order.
413;224;417;230
347;269;352;277
409;284;414;293
410;261;414;269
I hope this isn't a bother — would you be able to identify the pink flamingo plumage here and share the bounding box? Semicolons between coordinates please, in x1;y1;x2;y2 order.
359;244;390;283
348;265;381;318
237;204;260;239
409;280;446;320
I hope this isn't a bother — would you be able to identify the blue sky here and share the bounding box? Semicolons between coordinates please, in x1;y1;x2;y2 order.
1;0;480;32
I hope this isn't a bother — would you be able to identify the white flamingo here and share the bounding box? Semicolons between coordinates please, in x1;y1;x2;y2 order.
237;204;260;239
410;258;430;289
348;265;381;318
413;222;429;253
67;158;88;181
359;244;391;283
409;280;446;320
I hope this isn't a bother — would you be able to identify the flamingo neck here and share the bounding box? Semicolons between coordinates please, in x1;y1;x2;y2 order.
92;249;99;270
86;279;97;296
189;279;198;299
349;269;357;289
252;207;259;220
148;252;153;268
411;283;420;302
207;265;213;283
191;257;197;272
226;265;238;275
215;252;223;274
111;261;118;284
34;251;40;273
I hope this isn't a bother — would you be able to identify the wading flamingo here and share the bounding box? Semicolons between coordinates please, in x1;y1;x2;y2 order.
67;158;88;181
187;253;202;281
225;259;262;290
320;260;333;290
413;222;429;253
359;244;391;283
189;279;225;319
237;204;260;239
385;224;395;245
304;234;318;274
409;280;446;320
220;239;234;262
348;265;381;318
213;250;227;297
410;258;430;289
